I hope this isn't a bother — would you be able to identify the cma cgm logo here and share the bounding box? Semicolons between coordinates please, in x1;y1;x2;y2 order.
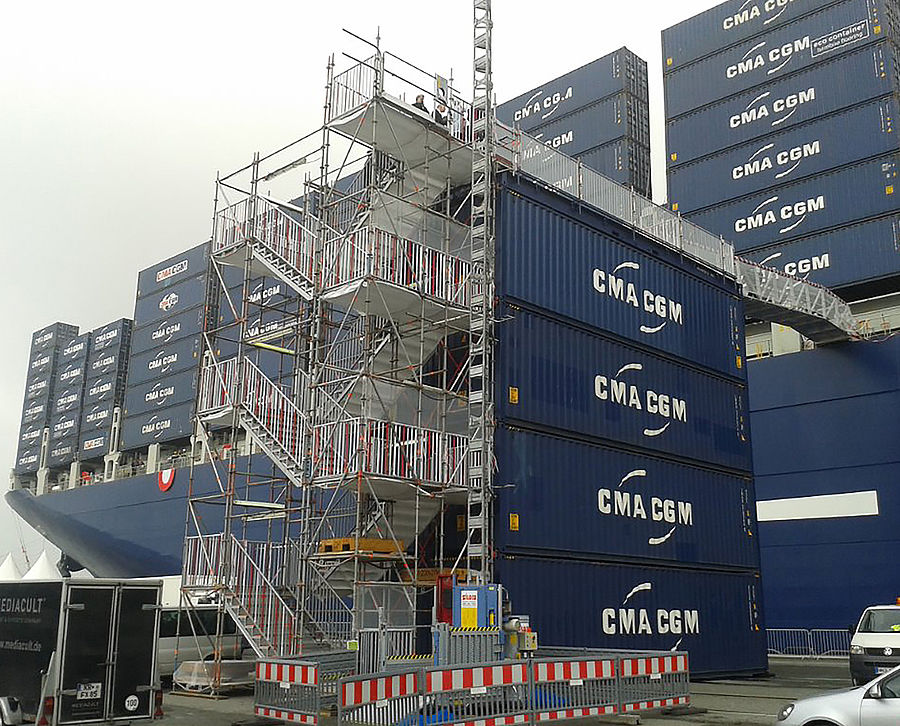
725;36;810;79
149;351;178;373
159;292;179;311
94;328;119;345
758;251;831;278
732;140;820;181
730;87;815;129
156;259;189;283
63;340;85;358
722;0;796;30
594;363;687;437
34;331;53;345
30;354;50;370
602;582;699;642
598;469;694;547
141;415;173;438
513;87;574;123
592;263;684;334
734;194;825;235
152;321;181;343
145;383;176;406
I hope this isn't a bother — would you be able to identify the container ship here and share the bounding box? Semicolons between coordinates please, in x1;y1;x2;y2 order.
7;17;861;677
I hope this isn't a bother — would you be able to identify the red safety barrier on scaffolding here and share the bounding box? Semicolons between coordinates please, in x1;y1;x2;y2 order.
341;672;418;707
256;661;318;686
426;662;528;692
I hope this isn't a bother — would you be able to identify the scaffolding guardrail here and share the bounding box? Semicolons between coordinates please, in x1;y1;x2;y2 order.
336;652;689;726
767;628;851;658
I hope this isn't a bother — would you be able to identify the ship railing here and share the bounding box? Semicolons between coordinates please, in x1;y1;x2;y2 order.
314;418;466;489
328;51;473;145
322;226;470;309
498;122;736;278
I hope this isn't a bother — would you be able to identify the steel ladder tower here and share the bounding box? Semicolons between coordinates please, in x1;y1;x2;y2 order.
468;0;495;586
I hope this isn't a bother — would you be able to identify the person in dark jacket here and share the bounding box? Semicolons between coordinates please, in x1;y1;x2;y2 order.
413;94;428;112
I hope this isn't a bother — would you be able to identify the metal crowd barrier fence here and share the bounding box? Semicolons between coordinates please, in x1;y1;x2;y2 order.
256;659;320;725
337;652;689;726
767;628;851;658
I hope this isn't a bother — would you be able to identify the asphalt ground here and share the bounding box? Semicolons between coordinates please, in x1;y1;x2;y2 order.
157;656;854;726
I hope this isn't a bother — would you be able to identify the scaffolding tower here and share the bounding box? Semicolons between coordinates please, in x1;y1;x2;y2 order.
179;27;492;686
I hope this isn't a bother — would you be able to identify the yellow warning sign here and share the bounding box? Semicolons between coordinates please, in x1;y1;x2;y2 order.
460;589;479;628
509;513;519;531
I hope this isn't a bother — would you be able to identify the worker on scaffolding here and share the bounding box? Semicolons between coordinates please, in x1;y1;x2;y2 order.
434;103;448;126
413;94;428;113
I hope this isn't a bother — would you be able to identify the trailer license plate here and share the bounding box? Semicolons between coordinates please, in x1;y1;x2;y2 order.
876;667;891;674
77;683;102;700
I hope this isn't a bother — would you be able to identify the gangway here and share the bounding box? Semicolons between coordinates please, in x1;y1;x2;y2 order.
501;125;859;344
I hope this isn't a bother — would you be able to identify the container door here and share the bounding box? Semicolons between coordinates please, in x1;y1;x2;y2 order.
58;585;116;724
109;586;160;720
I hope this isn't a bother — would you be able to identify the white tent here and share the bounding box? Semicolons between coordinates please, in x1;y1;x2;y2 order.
0;554;22;581
22;551;60;580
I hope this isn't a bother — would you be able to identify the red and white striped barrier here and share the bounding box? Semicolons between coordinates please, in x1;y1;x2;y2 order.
457;715;530;726
257;660;318;686
426;663;528;693
623;695;690;712
535;705;618;721
620;654;688;678
254;706;317;724
341;672;418;707
533;659;616;683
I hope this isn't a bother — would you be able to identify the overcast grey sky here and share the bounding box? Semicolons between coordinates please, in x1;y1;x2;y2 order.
0;0;715;569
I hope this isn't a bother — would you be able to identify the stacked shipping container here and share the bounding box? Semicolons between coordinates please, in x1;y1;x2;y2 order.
492;173;765;676
497;48;652;197
47;333;91;468
664;0;900;297
79;319;133;461
15;323;80;475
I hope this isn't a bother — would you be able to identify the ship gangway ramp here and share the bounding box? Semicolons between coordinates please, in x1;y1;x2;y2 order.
500;125;858;345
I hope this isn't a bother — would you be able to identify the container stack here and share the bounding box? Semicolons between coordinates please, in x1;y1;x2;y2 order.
120;243;209;451
79;319;133;462
46;332;91;469
664;0;900;298
15;323;80;476
491;172;765;677
497;48;652;197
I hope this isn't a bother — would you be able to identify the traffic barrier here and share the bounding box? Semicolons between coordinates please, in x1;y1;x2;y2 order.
336;652;689;725
255;659;320;725
767;628;850;658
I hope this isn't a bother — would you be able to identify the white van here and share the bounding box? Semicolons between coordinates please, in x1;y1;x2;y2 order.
850;605;900;685
157;605;245;678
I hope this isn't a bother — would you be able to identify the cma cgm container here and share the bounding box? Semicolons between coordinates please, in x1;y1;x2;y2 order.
669;96;899;213
126;336;202;386
663;0;830;71
119;402;195;450
748;336;900;628
30;322;79;353
90;319;133;355
666;41;898;167
739;214;900;294
495;305;752;472
133;274;208;330
130;306;206;355
496;174;745;379
686;153;900;251
494;426;759;568
496;555;766;677
135;241;209;297
664;0;893;118
60;332;90;364
576;139;652;197
123;369;199;420
497;48;648;133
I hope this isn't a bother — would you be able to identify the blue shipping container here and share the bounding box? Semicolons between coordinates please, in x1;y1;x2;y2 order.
86;346;129;381
14;446;41;474
46;437;79;469
494;426;759;568
19;422;43;449
81;401;116;433
79;430;111;460
90;319;133;354
23;397;51;424
497;175;745;378
669;96;899;213
31;322;78;353
123;369;198;418
136;242;209;298
663;0;829;72
495;307;753;472
52;386;83;416
56;362;84;391
130;306;206;355
495;555;766;677
83;372;126;408
126;336;202;386
26;348;57;379
25;375;53;402
518;93;648;159
664;0;890;118
687;153;900;251
576;139;651;194
60;333;90;364
119;402;195;449
497;48;647;133
133;275;207;330
666;41;896;167
50;411;80;442
739;213;900;289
